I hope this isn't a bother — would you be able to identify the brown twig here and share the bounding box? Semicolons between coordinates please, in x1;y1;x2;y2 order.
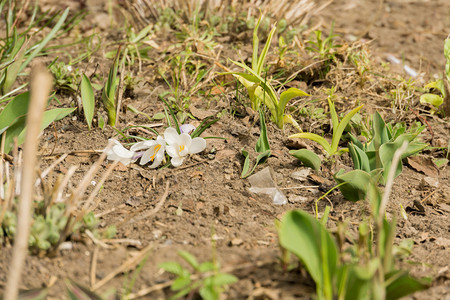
4;64;53;300
91;244;153;291
90;246;99;287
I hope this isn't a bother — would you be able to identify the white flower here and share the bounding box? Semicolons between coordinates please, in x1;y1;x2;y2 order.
179;123;196;134
164;127;206;167
130;135;166;168
105;139;136;166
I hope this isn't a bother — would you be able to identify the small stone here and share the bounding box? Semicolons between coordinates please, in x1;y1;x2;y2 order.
421;176;439;188
288;195;309;203
290;169;311;181
230;238;243;246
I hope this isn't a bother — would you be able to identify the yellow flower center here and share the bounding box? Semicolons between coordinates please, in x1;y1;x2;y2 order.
179;145;185;152
150;144;161;161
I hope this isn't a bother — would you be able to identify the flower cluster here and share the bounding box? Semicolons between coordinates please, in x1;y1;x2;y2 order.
104;126;206;168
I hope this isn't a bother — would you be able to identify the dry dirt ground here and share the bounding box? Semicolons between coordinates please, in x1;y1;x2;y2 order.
0;0;449;299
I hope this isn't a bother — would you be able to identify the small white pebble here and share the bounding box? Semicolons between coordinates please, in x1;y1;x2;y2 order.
91;180;97;186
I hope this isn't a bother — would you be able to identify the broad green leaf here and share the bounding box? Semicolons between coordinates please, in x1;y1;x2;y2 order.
0;92;29;133
3;107;75;154
385;270;430;300
211;273;238;286
424;79;445;97
171;276;191;291
152;112;165;120
331;105;364;154
289;132;332;155
348;143;361;170
372;111;390;148
419;94;443;108
279;210;338;295
159;261;184;276
277;88;310;128
178;250;199;269
241;149;271;179
334;169;375;201
81;74;95;130
289;149;321;170
199;285;218;300
198;261;216;273
102;50;120;126
434;158;448;168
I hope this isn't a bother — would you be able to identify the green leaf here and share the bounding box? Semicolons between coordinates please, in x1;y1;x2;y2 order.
0;92;30;134
3;107;75;154
240;149;271;179
199;285;218;300
385;270;430;299
171;276;191;291
159;261;184;276
178;250;199;269
419;94;443;108
277;88;310;128
256;23;277;75
334;169;375;201
255;109;270;153
289;149;321;170
211;273;238;286
424;79;445;97
240;149;251;178
152;112;165;120
2;36;27;95
279;210;338;296
331;105;364;154
328;98;339;133
198;261;216;273
19;8;70;75
289;132;332;155
81;74;95;130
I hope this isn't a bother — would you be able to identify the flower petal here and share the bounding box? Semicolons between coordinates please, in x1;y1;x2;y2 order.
180;124;196;134
171;156;184;167
166;145;178;158
164;127;179;145
189;137;206;154
149;153;164;168
130;140;155;151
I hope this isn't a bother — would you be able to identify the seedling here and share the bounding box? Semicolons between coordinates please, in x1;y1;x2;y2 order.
0;5;70;96
228;15;310;129
0;92;75;154
159;250;237;300
278;146;430;299
289;98;363;157
241;109;271;178
101;48;121;126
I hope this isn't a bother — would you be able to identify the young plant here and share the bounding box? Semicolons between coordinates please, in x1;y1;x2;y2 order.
228;15;310;129
241;109;271;178
0;145;117;254
80;74;95;130
0;5;70;97
347;112;428;182
101;48;121;126
0;92;76;154
289;98;363;158
159;250;238;300
278;145;430;299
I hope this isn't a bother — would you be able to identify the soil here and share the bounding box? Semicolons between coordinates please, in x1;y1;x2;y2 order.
0;0;449;299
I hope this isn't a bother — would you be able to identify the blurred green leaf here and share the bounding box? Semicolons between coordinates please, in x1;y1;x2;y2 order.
289;149;321;170
81;74;95;130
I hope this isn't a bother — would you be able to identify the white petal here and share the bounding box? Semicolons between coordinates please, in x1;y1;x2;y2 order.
179;133;192;147
149;153;164;168
189;137;206;154
171;157;184;167
166;145;178;158
164;127;179;145
113;145;134;158
140;149;154;165
130;140;155;151
180;124;196;134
